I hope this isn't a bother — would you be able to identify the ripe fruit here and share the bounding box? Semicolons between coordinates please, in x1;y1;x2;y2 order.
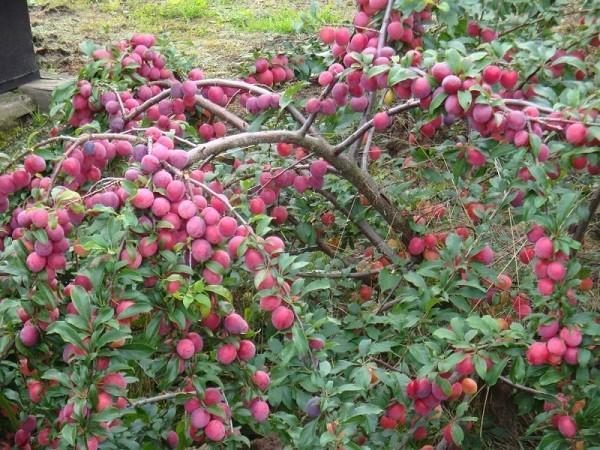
368;146;382;161
537;320;559;339
249;197;266;215
237;339;256;361
252;370;270;391
408;237;425;255
441;75;461;94
500;70;518;89
191;408;210;429
359;285;373;301
20;324;39;347
217;343;237;365
526;342;549;365
559;327;582;347
304;396;321;417
534;237;554;259
456;355;474;376
411;77;431;99
132;188;154;209
461;377;478;394
431;62;451;82
223;313;249;335
482;65;502;84
204;420;226;441
557;415;577;438
176;339;195;360
546;261;566;281
373;112;391;130
319;27;335;44
271;306;294;330
26;253;46;272
250;399;270;422
565;123;587;146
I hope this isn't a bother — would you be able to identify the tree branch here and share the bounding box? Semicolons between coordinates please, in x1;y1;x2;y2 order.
186;132;412;243
318;189;402;262
195;95;249;131
130;390;194;407
498;376;557;398
573;188;600;244
334;100;420;154
298;269;381;279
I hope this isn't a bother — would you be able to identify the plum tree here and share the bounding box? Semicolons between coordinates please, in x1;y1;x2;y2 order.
0;0;598;448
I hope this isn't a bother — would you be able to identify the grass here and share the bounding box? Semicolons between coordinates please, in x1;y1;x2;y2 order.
29;0;350;76
129;0;209;22
225;3;342;33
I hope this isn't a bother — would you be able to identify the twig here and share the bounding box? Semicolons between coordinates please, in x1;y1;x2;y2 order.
298;269;381;279
130;391;194;407
361;128;375;171
334;100;420;154
347;0;394;162
498;375;556;398
318;189;401;263
573;188;600;244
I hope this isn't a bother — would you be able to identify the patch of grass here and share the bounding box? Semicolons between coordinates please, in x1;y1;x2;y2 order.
225;2;343;33
130;0;209;23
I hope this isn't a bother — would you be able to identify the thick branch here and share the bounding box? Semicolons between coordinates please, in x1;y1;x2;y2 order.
186;131;412;242
195;95;248;131
318;189;401;262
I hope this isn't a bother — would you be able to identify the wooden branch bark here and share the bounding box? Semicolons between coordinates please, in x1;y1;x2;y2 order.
185;130;412;242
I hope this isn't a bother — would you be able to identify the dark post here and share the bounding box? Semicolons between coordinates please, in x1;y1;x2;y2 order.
0;0;40;93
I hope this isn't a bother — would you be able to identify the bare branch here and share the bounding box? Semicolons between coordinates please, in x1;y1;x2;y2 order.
298;269;381;279
195;95;249;131
130;391;194;407
335;100;420;154
573;188;600;244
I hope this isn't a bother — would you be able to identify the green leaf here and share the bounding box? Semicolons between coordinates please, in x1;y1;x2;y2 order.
408;344;430;364
446;48;463;74
303;279;331;296
510;356;526;383
70;286;91;321
457;90;472;111
204;285;232;302
473;354;488;379
379;268;402;292
292;324;309;355
295;222;316;244
484;358;507;385
552;55;586;71
41;369;71;387
280;81;309;110
538;368;562;386
451;423;464;445
47;322;86;349
430;92;448;110
388;65;418;86
403;271;427;291
433;328;457;341
438;352;465;372
348;404;383;417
